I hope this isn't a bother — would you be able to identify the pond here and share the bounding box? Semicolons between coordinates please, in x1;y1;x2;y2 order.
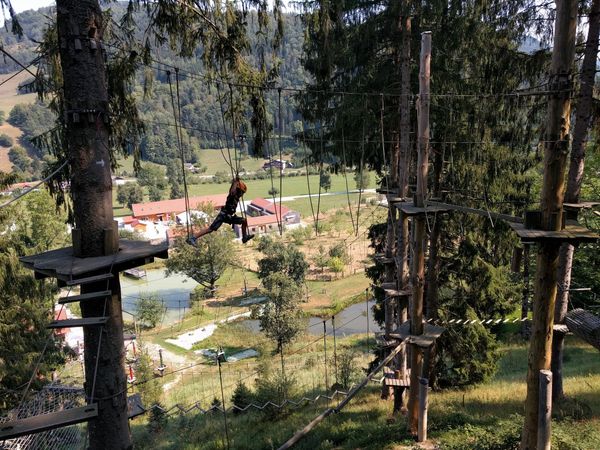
120;268;197;324
244;300;381;336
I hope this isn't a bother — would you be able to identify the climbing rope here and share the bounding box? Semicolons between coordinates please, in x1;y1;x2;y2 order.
166;70;192;239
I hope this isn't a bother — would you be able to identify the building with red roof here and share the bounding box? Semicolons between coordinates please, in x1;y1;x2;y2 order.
131;194;227;222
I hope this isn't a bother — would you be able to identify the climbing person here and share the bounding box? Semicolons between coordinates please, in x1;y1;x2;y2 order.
190;177;255;244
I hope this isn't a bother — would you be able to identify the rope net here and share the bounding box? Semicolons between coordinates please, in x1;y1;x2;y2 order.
0;384;87;450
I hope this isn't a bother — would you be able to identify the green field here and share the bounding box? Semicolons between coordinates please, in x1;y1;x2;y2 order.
130;337;600;449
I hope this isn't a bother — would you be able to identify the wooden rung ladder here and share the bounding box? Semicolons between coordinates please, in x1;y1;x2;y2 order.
0;404;98;440
47;317;108;329
66;273;113;286
59;290;112;304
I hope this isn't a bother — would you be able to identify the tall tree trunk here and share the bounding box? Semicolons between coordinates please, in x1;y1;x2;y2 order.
521;1;577;448
408;31;431;436
57;1;131;448
551;0;600;402
395;0;411;392
425;145;443;320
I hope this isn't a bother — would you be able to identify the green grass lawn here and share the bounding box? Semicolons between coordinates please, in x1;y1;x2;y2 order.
130;337;600;450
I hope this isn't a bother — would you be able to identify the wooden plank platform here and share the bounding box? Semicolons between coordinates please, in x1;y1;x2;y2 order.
47;317;108;329
384;288;410;298
373;253;395;264
375;334;398;348
392;201;452;216
127;394;145;419
376;188;400;195
388;321;446;348
59;290;112;304
508;220;599;243
380;282;398;290
563;201;600;209
0;404;98;440
20;239;169;284
66;274;113;287
428;201;523;223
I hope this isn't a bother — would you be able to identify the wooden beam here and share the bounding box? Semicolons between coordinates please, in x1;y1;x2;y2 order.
47;317;108;328
58;290;111;304
66;273;113;286
0;404;98;440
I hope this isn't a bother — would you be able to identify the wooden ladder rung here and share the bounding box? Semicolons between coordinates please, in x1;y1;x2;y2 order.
0;404;98;440
47;317;108;328
66;273;113;287
59;290;111;304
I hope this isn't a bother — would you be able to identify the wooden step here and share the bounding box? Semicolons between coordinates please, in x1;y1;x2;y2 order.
66;273;113;287
0;404;98;440
58;290;112;304
47;317;108;329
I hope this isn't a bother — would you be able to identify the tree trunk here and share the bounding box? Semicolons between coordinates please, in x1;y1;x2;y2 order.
408;31;431;435
521;1;577;448
551;0;600;402
57;1;131;448
395;3;412;402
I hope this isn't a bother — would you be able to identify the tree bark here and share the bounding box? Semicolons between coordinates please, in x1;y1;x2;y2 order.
551;0;600;402
408;31;430;435
395;5;412;392
57;1;131;448
521;1;577;448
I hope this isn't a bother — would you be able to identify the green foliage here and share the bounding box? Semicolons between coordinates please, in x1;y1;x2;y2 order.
319;171;331;192
268;186;280;197
136;345;162;407
165;230;236;295
353;169;369;192
135;293;164;329
254;360;298;418
433;323;499;389
117;183;143;209
327;257;344;277
8;145;31;173
440;415;522;450
147;404;168;434
0;191;68;411
137;164;167;191
256;273;303;353
328;242;351;265
311;244;329;273
257;236;309;284
0;133;13;147
231;381;254;414
287;225;311;245
0;110;5;125
337;349;359;390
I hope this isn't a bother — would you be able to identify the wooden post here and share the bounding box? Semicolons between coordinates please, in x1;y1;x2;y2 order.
408;31;431;435
521;1;577;448
56;1;130;448
418;377;429;443
552;0;600;401
537;370;553;450
521;243;531;336
395;3;412;409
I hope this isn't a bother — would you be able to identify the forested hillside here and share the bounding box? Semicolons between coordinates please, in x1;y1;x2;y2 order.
0;4;307;179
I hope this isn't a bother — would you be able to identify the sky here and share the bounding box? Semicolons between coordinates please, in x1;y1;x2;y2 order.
1;0;54;26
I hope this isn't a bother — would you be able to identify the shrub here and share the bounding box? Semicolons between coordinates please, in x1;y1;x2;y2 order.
0;133;13;147
231;381;255;414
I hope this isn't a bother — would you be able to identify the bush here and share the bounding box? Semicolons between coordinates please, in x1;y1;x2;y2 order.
231;381;255;414
147;403;168;433
0;133;13;147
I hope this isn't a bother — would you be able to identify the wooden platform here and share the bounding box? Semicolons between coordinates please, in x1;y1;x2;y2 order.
127;394;145;419
380;282;398;290
375;334;399;348
59;290;112;304
373;253;395;265
388;321;446;348
383;367;410;387
0;404;98;440
508;220;599;243
20;239;169;284
376;188;400;195
392;201;452;216
47;317;108;328
384;288;410;298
